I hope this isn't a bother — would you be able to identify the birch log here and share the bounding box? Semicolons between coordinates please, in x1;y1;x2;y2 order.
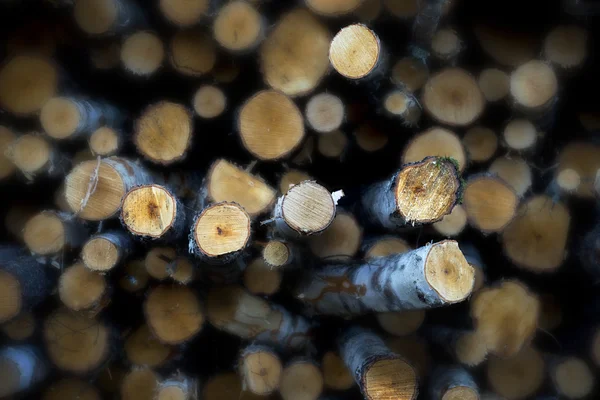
295;240;474;316
429;366;480;400
0;346;47;398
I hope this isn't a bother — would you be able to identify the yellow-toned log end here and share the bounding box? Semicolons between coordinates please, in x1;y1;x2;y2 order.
455;331;488;367
23;211;65;255
280;361;324;400
58;262;106;311
402;127;466;172
376;310;425;336
433;205;467;237
8;134;52;176
487;346;545;400
364;358;417;400
90;127;120;156
330;24;381;80
145;247;176;280
193;85;226;119
121;31;165;76
240;349;282;395
159;0;209;27
489;156;532;197
125;324;171;368
556;142;600;198
544;25;588;69
309;212;362;259
1;312;35;340
478;68;509;102
318;129;348;158
40;97;81;140
386;335;431;378
392;56;429;92
552;357;594;399
425;240;475;303
306;93;345;134
214;1;263;52
0;270;22;323
0;126;16;181
282;181;336;235
365;236;411;259
121;185;179;238
243;257;282;296
121;368;160;400
463;126;498;163
322;351;354;391
510;60;557;110
263;241;291;267
463;175;518;233
193;202;251;258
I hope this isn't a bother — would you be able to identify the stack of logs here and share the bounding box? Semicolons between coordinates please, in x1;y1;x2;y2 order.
1;0;600;399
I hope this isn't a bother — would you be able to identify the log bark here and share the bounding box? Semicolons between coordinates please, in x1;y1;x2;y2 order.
429;366;480;400
193;85;227;119
338;326;418;400
295;240;474;316
82;230;134;272
360;157;462;230
156;374;198;400
0;345;47;398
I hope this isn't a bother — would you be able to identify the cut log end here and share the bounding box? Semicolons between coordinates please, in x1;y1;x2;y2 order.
193;202;251;258
510;60;558;111
74;0;118;35
318;129;348;158
309;212;362;259
90;127;120;156
279;170;313;195
209;159;276;216
363;358;417;400
376;310;425;336
145;247;176;281
487;346;545;400
239;90;305;160
306;0;363;16
394;157;462;225
280;361;324;400
489;156;532;197
392;57;429;92
503;119;537;151
502;195;570;273
463;175;519;233
121;31;165;77
0;54;58;115
171;257;195;284
281;181;336;235
59;263;106;311
364;237;410;260
306;93;345;134
0;126;16;180
119;259;150;293
125;324;171;368
543;25;588;69
159;0;209;27
43;378;101;400
552;357;594;399
9;134;52;175
455;331;488;366
402;127;466;172
135;101;192;164
170;29;216;77
472;281;539;358
556;168;581;193
40;97;82;140
23;211;65;255
322;351;354;390
422;68;485;127
433;205;467;237
122;185;179;238
1;312;35;341
330;24;381;79
214;1;263;52
240;348;282;395
260;9;331;96
463;126;498;163
144;285;204;344
263;241;290;267
44;308;110;373
244;257;282;296
0;270;21;323
557;142;600;198
424;240;475;303
121;368;160;400
431;28;462;61
478;68;509;102
193;85;226;119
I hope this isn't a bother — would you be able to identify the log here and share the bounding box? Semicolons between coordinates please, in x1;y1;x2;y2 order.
502;119;538;152
308;211;362;260
543;25;588;71
355;122;389;152
121;184;186;241
170;257;196;285
422;68;485;127
433;204;468;237
280;359;324;400
7;133;67;180
65;157;153;221
363;236;411;259
360;157;462;230
462;126;498;163
501;195;570;273
0;346;47;398
391;56;429;92
306;0;362;16
143;285;204;345
556;141;600;199
338;326;418;400
238;90;305;160
121;31;165;77
292;136;316;166
119;258;150;293
382;89;422;126
89;126;122;156
205;159;277;217
422;326;488;366
134;102;193;164
376;310;425;336
81;230;134;272
386;335;430;379
43;378;101;400
124;324;172;368
329;24;385;80
478;68;510;102
430;28;463;63
322;351;354;391
271;180;337;239
189;202;251;264
549;356;594;399
317;129;348;159
549;168;581;198
486;346;545;400
58;262;108;313
0;312;35;341
193;85;227;119
471;280;539;358
145;246;176;280
239;344;282;395
0;125;16;181
462;174;519;234
402;127;467;172
305;93;345;134
262;240;294;268
159;0;210;27
260;9;331;97
488;156;532;197
23;211;87;256
43;307;112;374
213;1;264;53
460;243;486;292
411;0;448;51
0;54;59;116
207;285;313;350
169;29;216;77
244;256;282;296
121;367;160;400
40;97;121;141
509;60;558;115
74;0;144;36
295;240;474;316
430;366;479;400
0;248;49;323
156;374;198;400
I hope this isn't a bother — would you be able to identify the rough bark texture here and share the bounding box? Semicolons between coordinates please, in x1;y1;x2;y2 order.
429;365;479;400
0;345;48;397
